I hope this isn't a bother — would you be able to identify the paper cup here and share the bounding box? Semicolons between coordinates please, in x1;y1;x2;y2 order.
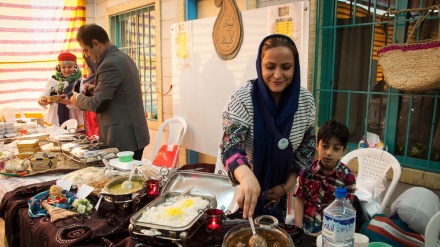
316;235;322;246
355;233;369;247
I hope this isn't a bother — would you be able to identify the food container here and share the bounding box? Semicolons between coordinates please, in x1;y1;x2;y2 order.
100;174;147;210
117;151;134;162
129;190;216;243
29;152;58;171
222;215;295;247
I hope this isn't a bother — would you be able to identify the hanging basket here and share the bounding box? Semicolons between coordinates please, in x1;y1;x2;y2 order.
378;5;440;91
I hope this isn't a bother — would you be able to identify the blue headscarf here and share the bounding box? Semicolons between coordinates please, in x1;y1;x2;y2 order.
251;34;300;193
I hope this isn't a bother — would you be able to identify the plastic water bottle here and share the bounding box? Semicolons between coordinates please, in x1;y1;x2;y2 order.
322;187;356;247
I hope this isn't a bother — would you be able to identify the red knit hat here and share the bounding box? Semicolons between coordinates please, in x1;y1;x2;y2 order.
58;52;77;62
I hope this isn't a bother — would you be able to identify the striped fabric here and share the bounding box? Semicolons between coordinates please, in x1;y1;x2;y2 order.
360;214;425;247
0;0;86;112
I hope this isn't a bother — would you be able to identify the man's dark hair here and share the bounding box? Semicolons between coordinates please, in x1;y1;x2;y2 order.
76;24;110;48
317;120;349;148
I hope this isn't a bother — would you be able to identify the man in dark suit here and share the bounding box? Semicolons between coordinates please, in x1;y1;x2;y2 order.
71;24;149;160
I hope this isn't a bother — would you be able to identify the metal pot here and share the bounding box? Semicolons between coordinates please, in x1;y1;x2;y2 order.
222;215;295;247
101;174;147;210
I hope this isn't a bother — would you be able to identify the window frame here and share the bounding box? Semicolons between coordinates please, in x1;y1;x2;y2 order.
315;0;440;172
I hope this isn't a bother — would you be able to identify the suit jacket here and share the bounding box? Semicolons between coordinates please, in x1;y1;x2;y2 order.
76;45;150;151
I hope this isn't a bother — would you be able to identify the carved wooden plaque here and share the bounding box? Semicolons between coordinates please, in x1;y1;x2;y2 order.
212;0;244;60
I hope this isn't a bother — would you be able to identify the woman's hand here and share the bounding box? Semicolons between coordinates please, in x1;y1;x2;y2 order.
38;96;49;106
58;95;71;105
263;185;285;208
234;165;260;219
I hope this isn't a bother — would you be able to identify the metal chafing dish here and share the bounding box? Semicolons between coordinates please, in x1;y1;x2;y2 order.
129;171;239;245
129;191;216;244
100;174;147;210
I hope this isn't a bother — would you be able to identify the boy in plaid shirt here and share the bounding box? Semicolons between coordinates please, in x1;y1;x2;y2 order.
294;120;356;233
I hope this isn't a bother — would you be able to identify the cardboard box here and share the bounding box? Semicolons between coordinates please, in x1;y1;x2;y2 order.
47;95;63;103
18;146;41;153
16;139;40;148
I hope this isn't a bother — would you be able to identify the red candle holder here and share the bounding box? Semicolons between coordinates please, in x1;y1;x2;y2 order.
145;179;160;198
204;208;224;232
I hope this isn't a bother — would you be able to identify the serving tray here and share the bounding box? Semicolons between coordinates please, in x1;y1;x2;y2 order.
130;191;216;242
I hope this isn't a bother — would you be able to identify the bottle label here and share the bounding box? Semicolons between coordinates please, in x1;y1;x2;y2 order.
322;214;355;246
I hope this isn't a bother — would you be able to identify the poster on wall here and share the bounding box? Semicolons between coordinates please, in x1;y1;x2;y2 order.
267;2;309;90
171;22;193;69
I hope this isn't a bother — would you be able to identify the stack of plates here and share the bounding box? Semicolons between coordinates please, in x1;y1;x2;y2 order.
0;122;5;137
3;122;16;137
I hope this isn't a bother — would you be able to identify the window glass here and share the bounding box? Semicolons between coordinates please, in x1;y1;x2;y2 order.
110;6;158;120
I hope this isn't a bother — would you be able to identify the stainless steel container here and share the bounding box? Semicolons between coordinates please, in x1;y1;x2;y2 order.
129;191;216;245
101;174;147;210
222;215;295;247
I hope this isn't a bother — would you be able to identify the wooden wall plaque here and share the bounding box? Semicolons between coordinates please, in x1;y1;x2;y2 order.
212;0;244;60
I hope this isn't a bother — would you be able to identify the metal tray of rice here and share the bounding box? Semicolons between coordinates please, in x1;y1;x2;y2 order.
129;190;216;241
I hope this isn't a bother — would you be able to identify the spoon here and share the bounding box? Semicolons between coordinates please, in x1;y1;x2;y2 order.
162;186;194;206
248;216;268;247
121;164;137;190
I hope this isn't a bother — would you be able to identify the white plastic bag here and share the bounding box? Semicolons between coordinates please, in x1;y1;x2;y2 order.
358;132;386;150
355;177;387;218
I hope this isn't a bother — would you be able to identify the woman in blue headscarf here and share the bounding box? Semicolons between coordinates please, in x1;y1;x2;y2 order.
221;34;316;222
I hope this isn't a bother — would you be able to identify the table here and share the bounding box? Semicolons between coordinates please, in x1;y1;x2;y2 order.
0;164;317;247
1;180;317;247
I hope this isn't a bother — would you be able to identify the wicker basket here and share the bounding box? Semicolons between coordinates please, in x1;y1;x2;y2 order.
29;152;58;172
378;6;440;91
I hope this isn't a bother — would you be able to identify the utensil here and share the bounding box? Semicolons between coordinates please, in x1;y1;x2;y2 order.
162;186;194;206
121;164;137;190
248;216;268;247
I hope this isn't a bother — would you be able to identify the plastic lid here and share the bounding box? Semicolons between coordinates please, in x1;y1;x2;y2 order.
335;187;347;198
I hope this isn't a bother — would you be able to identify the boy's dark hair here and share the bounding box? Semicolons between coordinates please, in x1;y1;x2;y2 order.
317;120;349;148
76;24;110;48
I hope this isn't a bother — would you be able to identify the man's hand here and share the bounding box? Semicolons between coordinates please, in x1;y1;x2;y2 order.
70;92;79;107
83;84;95;96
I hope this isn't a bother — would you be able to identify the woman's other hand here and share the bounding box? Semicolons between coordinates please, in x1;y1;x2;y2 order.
263;185;285;208
234;165;260;219
38;96;49;106
58;95;71;105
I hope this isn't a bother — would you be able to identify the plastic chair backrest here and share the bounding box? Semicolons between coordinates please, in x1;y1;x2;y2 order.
214;148;228;175
341;148;401;215
59;119;78;133
0;107;24;122
150;117;187;170
425;211;440;247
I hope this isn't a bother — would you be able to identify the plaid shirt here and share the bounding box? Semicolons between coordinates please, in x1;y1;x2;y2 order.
294;158;356;226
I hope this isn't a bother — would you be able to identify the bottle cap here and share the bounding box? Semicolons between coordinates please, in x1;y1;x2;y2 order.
335;187;347;198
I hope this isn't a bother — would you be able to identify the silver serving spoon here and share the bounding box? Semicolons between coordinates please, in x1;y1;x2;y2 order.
248;216;268;247
121;164;136;190
162;186;194;206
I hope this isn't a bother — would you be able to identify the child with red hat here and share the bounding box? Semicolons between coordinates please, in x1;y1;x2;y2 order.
38;52;85;131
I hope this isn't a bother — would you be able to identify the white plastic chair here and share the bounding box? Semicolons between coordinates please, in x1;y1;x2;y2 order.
60;119;78;133
214;148;228;175
425;211;440;247
141;117;187;177
341;148;401;216
0;107;24;122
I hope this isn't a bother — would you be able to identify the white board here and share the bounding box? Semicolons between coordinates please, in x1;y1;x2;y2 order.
172;2;309;157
